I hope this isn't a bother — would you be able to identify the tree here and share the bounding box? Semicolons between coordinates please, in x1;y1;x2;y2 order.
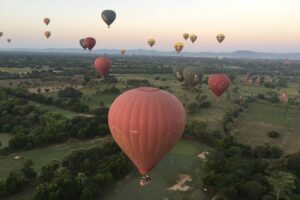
267;171;295;200
58;87;83;98
21;159;37;180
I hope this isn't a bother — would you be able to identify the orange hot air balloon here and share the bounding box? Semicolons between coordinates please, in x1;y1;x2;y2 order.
189;34;197;43
279;92;288;103
147;39;155;47
183;33;189;40
94;56;112;78
208;74;230;97
84;37;96;51
43;18;50;25
216;33;225;44
174;42;184;54
109;87;186;177
44;31;51;39
120;49;126;55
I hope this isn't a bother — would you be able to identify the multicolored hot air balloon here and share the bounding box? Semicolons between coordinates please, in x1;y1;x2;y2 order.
174;42;184;54
183;67;203;89
120;49;126;55
84;37;96;51
79;39;87;50
108;87;186;186
216;34;225;44
94;56;112;78
279;92;288;103
0;32;3;37
102;10;116;28
172;66;185;82
189;34;197;43
147;39;155;48
43;18;50;26
7;39;11;43
183;33;189;40
44;31;51;39
208;74;230;97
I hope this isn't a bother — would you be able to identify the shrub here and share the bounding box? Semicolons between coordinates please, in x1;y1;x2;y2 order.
267;131;280;139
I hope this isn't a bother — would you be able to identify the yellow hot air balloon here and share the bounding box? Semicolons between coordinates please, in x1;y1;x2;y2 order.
183;33;189;40
174;42;184;54
44;31;51;39
147;39;155;48
189;34;197;43
216;34;225;44
120;49;126;55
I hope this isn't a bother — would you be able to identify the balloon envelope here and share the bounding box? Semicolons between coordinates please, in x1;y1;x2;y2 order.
172;66;185;82
216;34;225;44
0;32;3;37
183;33;189;40
43;18;50;25
174;42;184;54
279;92;288;103
183;67;203;88
120;49;126;55
7;39;11;43
84;37;96;51
208;74;230;97
108;87;186;174
102;10;116;28
148;39;155;47
44;31;51;39
80;39;87;50
94;56;112;78
189;34;197;43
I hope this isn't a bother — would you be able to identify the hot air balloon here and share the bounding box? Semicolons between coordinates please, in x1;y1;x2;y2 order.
84;37;96;51
148;39;155;48
208;74;230;97
7;39;11;43
43;18;50;26
172;66;185;82
183;67;203;89
44;31;51;39
108;87;186;185
183;33;189;40
94;56;112;78
189;34;197;43
102;10;116;28
279;92;288;103
0;32;3;37
120;49;126;55
216;34;225;44
174;42;184;54
79;39;87;50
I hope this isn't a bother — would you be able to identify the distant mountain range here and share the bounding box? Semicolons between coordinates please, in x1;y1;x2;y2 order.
1;48;300;60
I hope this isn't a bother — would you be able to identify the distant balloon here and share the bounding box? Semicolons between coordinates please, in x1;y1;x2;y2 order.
43;18;50;26
80;39;87;50
183;67;203;89
94;56;112;78
172;66;185;82
44;31;51;39
102;10;116;28
0;32;3;37
189;34;197;43
279;92;288;103
108;87;186;175
148;39;155;48
7;39;11;43
174;42;184;54
120;49;126;55
216;34;225;44
208;74;230;97
183;33;189;40
84;37;96;51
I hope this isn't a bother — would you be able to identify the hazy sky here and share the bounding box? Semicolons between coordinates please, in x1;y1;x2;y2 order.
1;0;300;52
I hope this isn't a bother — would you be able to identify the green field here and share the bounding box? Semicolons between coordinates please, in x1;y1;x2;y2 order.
233;102;300;154
0;137;104;178
102;140;211;200
0;67;32;74
0;133;13;149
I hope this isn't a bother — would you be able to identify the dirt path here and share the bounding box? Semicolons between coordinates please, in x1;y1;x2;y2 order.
167;174;192;192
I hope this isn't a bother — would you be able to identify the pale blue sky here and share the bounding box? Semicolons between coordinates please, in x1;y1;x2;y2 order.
0;0;300;52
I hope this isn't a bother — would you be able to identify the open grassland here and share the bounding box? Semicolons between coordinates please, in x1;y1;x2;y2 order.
233;101;300;154
0;67;32;73
102;140;211;200
0;137;104;178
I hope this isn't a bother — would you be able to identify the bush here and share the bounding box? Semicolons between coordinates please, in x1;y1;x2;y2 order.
267;131;280;139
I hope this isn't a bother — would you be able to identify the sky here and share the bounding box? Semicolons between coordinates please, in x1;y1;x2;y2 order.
0;0;300;52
